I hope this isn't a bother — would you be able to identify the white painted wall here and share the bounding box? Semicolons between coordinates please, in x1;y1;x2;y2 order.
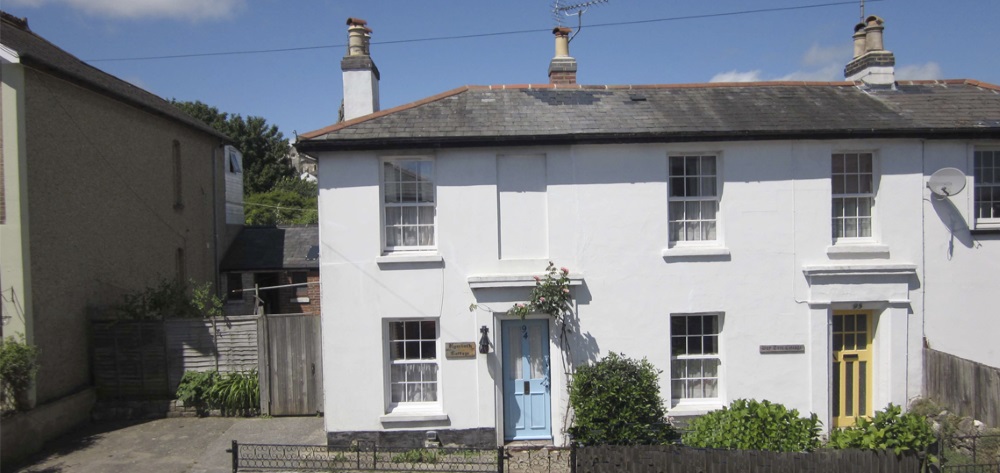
342;70;379;121
316;137;994;445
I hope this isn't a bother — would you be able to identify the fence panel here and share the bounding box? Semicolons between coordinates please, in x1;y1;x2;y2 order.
925;348;1000;428
91;321;169;399
92;316;260;401
573;445;921;473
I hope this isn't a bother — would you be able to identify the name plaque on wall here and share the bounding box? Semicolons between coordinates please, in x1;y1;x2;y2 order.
445;342;477;359
760;344;805;354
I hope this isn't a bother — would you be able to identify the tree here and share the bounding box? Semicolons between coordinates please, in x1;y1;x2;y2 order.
244;177;318;225
172;100;295;194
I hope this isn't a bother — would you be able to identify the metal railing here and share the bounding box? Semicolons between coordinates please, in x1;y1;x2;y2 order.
228;441;502;473
938;433;1000;472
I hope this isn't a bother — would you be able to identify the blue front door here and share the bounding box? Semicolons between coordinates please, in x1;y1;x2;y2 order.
502;319;552;441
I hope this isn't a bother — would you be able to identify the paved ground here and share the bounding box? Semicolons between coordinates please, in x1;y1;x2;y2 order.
7;417;326;473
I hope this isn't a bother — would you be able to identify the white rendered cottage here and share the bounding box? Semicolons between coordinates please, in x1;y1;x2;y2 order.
297;16;1000;447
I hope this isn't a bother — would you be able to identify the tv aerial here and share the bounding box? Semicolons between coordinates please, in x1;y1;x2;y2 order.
927;167;966;197
552;0;610;41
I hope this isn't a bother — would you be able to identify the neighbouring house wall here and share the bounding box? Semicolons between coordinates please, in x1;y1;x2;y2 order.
318;138;949;444
1;58;31;347
22;68;225;404
921;141;1000;369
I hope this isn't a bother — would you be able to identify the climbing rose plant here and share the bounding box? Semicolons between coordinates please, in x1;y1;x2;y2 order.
507;262;572;320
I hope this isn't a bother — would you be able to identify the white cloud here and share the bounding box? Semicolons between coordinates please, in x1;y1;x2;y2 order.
710;43;851;83
896;62;943;80
709;70;764;83
7;0;245;21
802;44;852;67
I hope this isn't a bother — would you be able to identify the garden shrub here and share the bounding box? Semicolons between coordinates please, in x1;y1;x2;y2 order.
828;404;936;457
682;399;821;452
175;369;259;415
568;352;677;445
209;369;260;413
176;370;217;411
0;334;40;412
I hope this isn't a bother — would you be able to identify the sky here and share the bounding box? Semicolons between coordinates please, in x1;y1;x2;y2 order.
3;0;999;140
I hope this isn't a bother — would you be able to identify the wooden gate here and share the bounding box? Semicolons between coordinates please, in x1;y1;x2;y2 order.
258;313;323;416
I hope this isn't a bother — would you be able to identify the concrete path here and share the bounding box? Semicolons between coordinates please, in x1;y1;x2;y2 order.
7;417;325;473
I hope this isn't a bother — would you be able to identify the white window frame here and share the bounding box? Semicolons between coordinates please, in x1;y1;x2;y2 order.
667;154;722;247
669;312;723;407
973;147;1000;230
380;157;436;253
832;151;878;244
384;319;441;413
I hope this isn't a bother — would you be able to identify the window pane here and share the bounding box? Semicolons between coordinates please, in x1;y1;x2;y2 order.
671;380;684;399
404;321;420;339
671;317;687;336
702;178;716;197
701;156;716;175
687;316;703;336
704;335;718;354
669;201;686;221
704;379;719;398
832;154;845;173
671;337;686;356
686;201;701;220
685;222;698;241
669;222;683;242
845;218;857;237
419;182;434;203
670;177;686;197
385;182;400;203
846;175;859;194
689;359;703;378
669;157;685;177
702;222;716;241
686;156;700;175
845;154;859;173
671;360;685;379
702;201;717;220
860;174;873;194
688;379;704;398
703;358;719;377
686;177;700;197
859;218;871;237
689;336;703;355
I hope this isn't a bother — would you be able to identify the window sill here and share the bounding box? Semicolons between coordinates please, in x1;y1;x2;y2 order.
661;246;731;260
826;243;890;259
289;297;309;303
468;274;585;289
376;252;444;265
668;400;725;417
379;411;449;424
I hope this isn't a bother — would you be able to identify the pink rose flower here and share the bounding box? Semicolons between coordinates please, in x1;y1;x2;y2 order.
533;275;541;281
563;288;570;294
539;297;545;302
561;267;569;275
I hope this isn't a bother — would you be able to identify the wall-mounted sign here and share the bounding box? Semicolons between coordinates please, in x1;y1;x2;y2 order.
446;342;477;359
760;344;805;354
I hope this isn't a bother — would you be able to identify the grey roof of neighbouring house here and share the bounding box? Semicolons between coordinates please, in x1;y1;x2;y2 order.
297;80;1000;152
221;226;319;272
0;12;229;141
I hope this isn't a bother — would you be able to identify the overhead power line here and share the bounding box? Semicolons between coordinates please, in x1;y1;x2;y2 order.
85;1;880;63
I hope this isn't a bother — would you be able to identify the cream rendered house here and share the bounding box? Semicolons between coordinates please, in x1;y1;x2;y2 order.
298;16;1000;447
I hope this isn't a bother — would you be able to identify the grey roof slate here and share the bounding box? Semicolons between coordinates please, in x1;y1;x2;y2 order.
221;225;319;272
1;13;229;141
299;81;1000;151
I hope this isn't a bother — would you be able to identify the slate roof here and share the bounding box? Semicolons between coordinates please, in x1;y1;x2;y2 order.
0;12;228;141
221;225;319;272
298;80;1000;152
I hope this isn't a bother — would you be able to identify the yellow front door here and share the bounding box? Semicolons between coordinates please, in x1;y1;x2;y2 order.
832;311;873;428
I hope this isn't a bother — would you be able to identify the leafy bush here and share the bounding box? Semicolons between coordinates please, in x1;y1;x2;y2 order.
0;334;40;411
176;370;217;411
828;404;936;457
682;399;821;452
114;279;223;320
209;369;259;413
175;369;259;415
568;352;677;445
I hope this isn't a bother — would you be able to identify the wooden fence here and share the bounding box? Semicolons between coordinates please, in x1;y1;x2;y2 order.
91;316;259;400
573;446;921;473
924;348;1000;428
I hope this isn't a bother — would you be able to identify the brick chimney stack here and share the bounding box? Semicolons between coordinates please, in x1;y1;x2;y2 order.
548;27;577;85
341;17;380;121
844;15;895;86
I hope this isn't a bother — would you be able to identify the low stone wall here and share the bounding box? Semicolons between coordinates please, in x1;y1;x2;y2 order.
0;387;96;466
505;446;572;473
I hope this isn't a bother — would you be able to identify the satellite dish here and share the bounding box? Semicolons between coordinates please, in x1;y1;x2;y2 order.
927;168;967;197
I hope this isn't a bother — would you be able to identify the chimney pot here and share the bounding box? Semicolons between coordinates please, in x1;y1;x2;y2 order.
863;15;885;52
548;27;577;85
852;23;866;58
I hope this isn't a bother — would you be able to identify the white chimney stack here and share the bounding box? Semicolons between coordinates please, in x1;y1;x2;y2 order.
844;15;895;87
341;17;380;121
